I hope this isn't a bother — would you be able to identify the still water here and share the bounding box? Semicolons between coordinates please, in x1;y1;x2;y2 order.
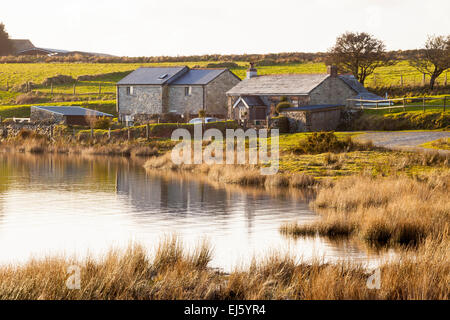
0;153;390;271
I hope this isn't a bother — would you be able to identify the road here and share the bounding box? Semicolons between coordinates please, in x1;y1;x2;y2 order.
355;131;450;154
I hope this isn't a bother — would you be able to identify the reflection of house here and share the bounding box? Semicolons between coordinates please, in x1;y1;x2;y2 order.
227;64;383;131
115;167;232;215
116;66;241;122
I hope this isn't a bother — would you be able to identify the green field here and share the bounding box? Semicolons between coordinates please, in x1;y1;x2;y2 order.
0;60;448;119
0;60;448;103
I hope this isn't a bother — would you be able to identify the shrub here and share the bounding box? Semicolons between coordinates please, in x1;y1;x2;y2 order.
93;117;112;129
293;132;344;154
275;101;293;114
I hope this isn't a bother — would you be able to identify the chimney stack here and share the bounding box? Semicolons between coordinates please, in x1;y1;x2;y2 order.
327;65;338;77
246;62;258;79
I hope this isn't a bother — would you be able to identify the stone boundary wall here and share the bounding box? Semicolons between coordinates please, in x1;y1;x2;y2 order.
0;123;54;138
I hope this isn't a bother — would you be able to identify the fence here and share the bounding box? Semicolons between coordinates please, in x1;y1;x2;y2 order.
0;81;116;96
368;72;448;88
347;96;448;112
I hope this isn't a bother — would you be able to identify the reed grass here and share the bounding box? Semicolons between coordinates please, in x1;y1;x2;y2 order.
0;236;447;300
281;172;450;247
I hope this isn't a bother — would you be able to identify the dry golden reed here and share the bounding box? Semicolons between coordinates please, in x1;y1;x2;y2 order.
0;235;447;300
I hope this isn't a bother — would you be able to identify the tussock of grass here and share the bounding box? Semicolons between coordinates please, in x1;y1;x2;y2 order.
282;173;449;247
421;137;450;151
0;236;447;300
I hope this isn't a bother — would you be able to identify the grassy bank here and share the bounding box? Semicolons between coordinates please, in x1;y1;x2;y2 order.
0;236;447;300
346;111;449;131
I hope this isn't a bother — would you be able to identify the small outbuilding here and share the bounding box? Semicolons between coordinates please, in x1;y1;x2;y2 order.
30;106;113;126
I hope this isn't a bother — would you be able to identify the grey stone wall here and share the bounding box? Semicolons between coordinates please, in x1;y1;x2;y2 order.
206;71;241;117
281;111;308;132
0;123;55;138
168;85;204;115
30;107;65;124
281;108;341;132
117;85;163;116
309;77;355;105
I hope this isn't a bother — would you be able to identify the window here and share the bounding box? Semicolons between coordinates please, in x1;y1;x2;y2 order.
185;86;192;96
126;86;134;95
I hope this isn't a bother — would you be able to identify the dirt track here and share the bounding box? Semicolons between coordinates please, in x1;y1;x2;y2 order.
355;131;450;154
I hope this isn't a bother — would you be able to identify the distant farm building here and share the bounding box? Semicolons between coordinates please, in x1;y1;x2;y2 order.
10;39;112;57
116;66;241;123
30;106;113;126
226;64;384;131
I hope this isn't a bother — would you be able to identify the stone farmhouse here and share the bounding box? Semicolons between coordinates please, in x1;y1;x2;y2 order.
227;64;383;131
116;66;241;123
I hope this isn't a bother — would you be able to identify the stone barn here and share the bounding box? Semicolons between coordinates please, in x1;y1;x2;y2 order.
30;106;113;126
116;66;241;123
227;64;383;131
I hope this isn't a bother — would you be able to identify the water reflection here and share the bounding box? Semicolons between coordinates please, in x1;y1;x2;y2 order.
0;153;393;271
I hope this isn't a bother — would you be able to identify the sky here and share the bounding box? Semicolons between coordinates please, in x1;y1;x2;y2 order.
2;0;449;56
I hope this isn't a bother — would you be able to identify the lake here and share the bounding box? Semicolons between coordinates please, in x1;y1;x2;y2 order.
0;153;391;271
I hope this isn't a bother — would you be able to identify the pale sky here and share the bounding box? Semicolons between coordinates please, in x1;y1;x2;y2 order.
2;0;449;56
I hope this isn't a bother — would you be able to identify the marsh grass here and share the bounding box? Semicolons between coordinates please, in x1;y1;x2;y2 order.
0;235;447;300
281;173;450;247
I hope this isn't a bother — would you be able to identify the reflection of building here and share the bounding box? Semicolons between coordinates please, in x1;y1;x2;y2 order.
115;166;234;215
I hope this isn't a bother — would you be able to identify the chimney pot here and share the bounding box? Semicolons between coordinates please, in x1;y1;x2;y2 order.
246;62;258;79
327;65;338;77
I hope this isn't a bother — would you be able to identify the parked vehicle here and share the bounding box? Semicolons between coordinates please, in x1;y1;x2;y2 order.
189;117;220;124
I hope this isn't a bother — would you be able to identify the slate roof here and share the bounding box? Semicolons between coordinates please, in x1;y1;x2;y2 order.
32;106;113;117
227;74;330;96
338;75;384;100
171;69;227;85
116;67;189;85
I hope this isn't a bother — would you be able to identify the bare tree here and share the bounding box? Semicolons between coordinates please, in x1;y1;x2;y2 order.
326;32;392;85
0;23;14;56
410;35;450;90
